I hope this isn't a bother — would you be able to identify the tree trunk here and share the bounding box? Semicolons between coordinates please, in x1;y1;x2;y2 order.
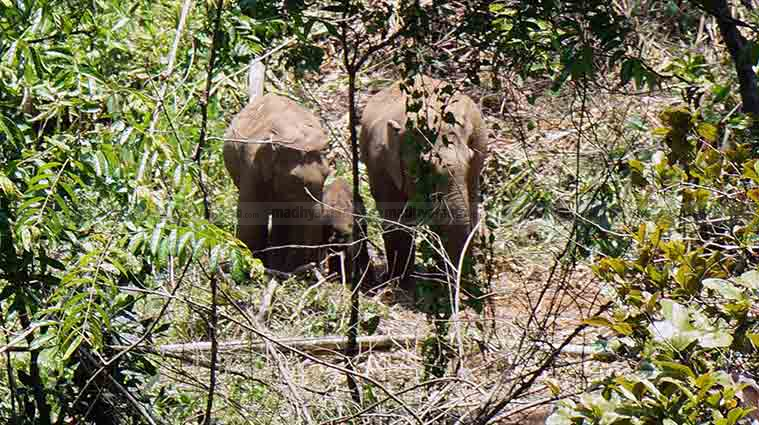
711;0;759;118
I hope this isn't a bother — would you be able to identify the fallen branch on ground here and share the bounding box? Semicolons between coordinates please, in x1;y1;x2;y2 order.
113;334;418;357
255;277;279;327
262;262;318;279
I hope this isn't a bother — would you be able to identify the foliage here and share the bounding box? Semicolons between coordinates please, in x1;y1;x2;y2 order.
452;1;656;90
549;99;759;423
0;0;270;422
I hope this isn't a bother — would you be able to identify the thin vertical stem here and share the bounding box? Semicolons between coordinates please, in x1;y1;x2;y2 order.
196;0;225;423
341;0;363;405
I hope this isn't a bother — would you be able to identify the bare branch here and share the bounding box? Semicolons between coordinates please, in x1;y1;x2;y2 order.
115;334;418;356
149;0;194;133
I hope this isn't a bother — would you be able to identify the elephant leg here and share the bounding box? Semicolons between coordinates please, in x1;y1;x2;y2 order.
268;212;291;272
432;223;468;277
325;227;352;284
299;204;327;269
237;175;271;266
463;157;484;273
468;161;483;226
349;198;375;287
270;204;323;272
382;215;415;290
372;172;415;289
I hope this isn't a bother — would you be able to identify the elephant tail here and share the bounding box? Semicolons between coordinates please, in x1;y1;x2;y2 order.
248;59;266;101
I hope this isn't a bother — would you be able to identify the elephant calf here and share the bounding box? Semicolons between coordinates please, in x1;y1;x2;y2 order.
321;177;374;284
359;75;489;289
321;177;353;277
224;94;331;272
322;178;353;247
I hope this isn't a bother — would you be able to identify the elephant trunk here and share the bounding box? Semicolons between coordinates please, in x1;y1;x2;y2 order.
438;171;473;273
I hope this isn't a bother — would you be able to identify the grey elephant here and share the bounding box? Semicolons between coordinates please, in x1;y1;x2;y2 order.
224;93;331;272
320;177;374;284
359;75;489;288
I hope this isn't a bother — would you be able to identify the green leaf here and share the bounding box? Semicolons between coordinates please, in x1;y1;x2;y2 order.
661;299;690;329
747;189;759;204
29;332;56;351
712;84;730;103
700;331;732;348
127;232;144;253
158;238;169;262
727;407;747;425
177;231;194;257
544;378;561;397
0;172;20;197
703;278;744;300
612;322;633;336
193;237;207;259
747;333;759;348
654;361;696;379
736;270;759;289
582;317;613;328
209;245;222;271
173;164;183;187
696;122;718;143
167;228;178;256
0;114;24;147
61;334;83;361
650;300;698;350
150;222;165;255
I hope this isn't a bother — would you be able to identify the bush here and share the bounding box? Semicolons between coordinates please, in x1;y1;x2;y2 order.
549;104;759;424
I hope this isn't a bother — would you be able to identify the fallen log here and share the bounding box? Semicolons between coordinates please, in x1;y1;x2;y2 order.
113;334;418;357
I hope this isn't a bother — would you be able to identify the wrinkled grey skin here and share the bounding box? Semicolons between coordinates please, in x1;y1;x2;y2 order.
224;94;331;272
359;75;489;288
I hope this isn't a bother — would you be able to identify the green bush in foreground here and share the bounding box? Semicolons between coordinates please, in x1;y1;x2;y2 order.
550;105;759;424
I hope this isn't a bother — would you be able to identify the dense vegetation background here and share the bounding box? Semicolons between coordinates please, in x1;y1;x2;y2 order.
2;0;759;424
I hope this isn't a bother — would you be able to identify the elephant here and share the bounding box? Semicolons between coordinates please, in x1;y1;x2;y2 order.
322;177;353;246
321;177;353;277
223;93;332;272
320;177;374;284
359;75;489;289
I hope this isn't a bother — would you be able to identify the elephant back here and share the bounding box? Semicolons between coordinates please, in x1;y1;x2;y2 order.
224;94;330;185
225;94;328;153
361;75;487;151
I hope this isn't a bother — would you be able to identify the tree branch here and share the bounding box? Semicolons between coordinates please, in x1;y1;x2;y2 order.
339;0;364;406
115;334;418;356
698;0;759;117
473;302;613;424
149;0;194;134
197;2;225;422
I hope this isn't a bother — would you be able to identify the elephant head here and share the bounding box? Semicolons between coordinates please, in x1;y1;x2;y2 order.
359;75;489;287
322;177;353;243
387;118;481;273
321;177;353;277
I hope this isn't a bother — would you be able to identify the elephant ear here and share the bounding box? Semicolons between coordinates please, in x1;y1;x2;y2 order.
385;119;406;193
